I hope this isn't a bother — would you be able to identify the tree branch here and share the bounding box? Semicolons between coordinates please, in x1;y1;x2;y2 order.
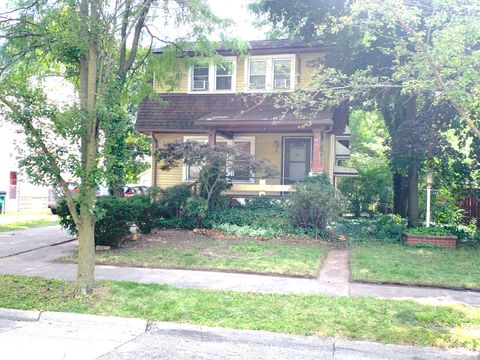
0;97;82;225
386;1;480;139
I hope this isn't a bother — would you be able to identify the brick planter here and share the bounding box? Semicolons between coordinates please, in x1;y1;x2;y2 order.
403;233;457;248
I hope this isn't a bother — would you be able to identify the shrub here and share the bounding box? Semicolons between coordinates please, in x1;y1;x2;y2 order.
375;214;406;241
185;196;208;228
159;184;192;218
407;226;453;236
334;214;406;243
128;193;162;234
289;174;344;229
57;196;131;248
432;189;464;227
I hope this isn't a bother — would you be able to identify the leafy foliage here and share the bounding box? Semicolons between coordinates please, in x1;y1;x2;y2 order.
407;227;454;237
290;174;344;230
156;141;276;209
335;215;406;243
57;197;131;248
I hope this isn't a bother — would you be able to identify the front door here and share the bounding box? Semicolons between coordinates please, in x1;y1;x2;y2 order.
283;138;311;184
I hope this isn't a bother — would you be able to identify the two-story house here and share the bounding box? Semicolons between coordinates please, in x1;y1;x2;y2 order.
135;39;357;196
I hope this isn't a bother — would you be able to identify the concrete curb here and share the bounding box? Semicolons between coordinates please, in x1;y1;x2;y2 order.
39;311;148;332
0;308;40;322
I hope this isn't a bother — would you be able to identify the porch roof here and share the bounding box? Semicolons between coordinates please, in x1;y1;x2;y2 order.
334;166;358;177
136;94;346;134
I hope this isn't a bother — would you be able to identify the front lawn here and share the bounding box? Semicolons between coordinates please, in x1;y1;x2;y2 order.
350;242;480;289
0;274;479;350
62;230;326;277
0;218;59;232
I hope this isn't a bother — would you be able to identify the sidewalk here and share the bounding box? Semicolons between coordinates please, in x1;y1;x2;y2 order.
0;308;477;360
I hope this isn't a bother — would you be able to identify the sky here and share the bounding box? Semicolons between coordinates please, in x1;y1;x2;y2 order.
150;0;269;44
206;0;268;40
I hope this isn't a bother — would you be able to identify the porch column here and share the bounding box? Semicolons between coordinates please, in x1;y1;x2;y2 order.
310;127;323;174
208;130;217;145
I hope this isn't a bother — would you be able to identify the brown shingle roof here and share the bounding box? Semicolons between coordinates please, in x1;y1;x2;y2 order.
135;94;347;133
154;39;332;56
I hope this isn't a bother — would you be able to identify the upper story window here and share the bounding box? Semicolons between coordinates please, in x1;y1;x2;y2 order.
249;60;267;90
245;55;295;92
192;64;209;91
273;59;291;90
189;58;236;93
215;61;233;90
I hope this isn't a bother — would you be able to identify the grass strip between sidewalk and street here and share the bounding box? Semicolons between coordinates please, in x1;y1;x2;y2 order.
350;242;480;289
0;274;479;350
0;219;60;233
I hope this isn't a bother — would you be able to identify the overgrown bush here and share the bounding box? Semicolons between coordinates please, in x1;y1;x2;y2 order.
406;226;453;236
375;214;406;241
432;189;464;227
289;174;344;229
335;214;406;242
159;184;192;218
57;196;131;248
185;196;208;227
128;193;162;234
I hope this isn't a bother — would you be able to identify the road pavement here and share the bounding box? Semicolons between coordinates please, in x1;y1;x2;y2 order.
0;309;476;360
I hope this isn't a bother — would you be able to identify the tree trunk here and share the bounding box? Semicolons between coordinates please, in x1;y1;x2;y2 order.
75;0;99;295
407;162;419;227
393;172;408;217
76;209;95;294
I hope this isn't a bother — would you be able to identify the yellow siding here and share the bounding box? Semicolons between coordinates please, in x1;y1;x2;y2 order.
154;52;325;94
152;132;333;191
298;52;325;90
153;66;189;93
153;134;185;187
235;58;245;92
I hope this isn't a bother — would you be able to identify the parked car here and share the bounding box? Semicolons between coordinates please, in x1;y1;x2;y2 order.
124;184;148;197
47;182;79;214
48;183;148;213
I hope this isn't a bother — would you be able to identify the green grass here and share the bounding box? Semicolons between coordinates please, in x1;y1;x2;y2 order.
0;219;59;232
64;234;325;277
0;274;479;350
351;242;480;289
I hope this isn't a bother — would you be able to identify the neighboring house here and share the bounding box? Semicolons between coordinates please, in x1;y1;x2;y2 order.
0;122;49;212
135;39;357;196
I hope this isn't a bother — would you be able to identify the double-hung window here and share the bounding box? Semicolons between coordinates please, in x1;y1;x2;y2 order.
273;59;292;90
182;136;255;183
215;61;233;91
189;58;236;93
192;64;209;91
245;55;295;91
232;139;254;181
248;60;267;90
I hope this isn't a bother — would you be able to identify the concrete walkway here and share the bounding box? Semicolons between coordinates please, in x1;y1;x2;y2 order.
0;225;72;258
0;308;476;360
0;227;479;306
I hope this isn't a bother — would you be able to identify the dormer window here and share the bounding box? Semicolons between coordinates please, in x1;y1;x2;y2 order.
249;60;267;90
189;58;236;93
273;59;291;90
245;55;295;92
192;64;209;91
215;61;233;90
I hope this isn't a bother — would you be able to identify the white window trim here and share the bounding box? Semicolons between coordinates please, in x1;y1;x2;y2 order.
244;54;296;93
182;136;208;182
230;136;256;184
187;57;237;94
181;135;256;183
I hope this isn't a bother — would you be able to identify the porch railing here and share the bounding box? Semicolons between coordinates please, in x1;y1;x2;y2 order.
226;177;295;196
